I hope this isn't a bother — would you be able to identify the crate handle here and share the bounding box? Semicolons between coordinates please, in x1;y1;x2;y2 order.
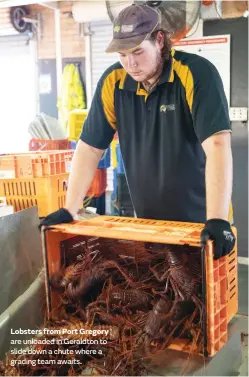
62;180;68;191
38;143;47;151
0;197;7;207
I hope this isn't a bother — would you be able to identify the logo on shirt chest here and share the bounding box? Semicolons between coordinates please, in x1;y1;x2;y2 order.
160;104;176;113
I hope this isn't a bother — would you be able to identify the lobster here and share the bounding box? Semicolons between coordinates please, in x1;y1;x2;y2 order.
65;260;135;303
49;262;84;291
134;296;173;355
109;288;153;312
139;296;197;355
144;296;173;339
149;245;203;312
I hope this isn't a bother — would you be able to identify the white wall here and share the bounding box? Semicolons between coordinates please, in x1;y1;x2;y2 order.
0;40;37;153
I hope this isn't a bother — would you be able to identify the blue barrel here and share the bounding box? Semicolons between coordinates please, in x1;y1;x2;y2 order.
116;143;125;174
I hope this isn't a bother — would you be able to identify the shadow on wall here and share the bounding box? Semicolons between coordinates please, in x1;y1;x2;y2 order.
204;18;248;258
232;124;248;258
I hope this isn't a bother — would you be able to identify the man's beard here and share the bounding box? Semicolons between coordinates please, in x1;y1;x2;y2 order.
146;52;163;81
142;51;164;90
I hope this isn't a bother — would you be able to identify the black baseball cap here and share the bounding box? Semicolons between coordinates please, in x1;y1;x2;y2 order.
105;4;160;53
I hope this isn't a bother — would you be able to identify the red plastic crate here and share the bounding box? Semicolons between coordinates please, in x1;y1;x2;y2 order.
0;151;74;179
42;217;238;357
29;139;70;151
86;168;107;197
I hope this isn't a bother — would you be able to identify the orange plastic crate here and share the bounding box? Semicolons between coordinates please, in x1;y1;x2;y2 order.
29;139;70;151
42;217;238;357
86;168;107;197
0;173;69;217
0;151;74;179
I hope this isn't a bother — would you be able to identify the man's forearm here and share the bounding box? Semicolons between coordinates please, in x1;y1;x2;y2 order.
65;140;104;216
204;135;233;221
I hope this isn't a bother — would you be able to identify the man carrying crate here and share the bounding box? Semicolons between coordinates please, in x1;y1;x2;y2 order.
40;4;235;260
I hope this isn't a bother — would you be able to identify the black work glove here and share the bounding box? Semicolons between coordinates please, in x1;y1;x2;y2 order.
201;219;236;260
39;208;73;229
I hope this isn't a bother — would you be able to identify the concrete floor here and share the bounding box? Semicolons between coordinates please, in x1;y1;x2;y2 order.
239;336;248;377
238;264;248;316
237;263;248;376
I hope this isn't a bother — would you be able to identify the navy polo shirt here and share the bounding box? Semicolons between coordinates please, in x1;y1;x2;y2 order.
80;49;232;222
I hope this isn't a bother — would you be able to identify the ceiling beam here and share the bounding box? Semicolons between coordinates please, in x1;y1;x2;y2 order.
38;1;58;10
0;0;59;8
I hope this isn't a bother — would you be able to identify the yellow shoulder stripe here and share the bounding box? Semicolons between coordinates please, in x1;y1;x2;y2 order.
173;58;194;112
101;68;126;130
228;202;233;223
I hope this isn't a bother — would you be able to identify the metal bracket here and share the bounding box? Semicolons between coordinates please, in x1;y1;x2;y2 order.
22;16;39;25
82;22;94;37
25;13;42;41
